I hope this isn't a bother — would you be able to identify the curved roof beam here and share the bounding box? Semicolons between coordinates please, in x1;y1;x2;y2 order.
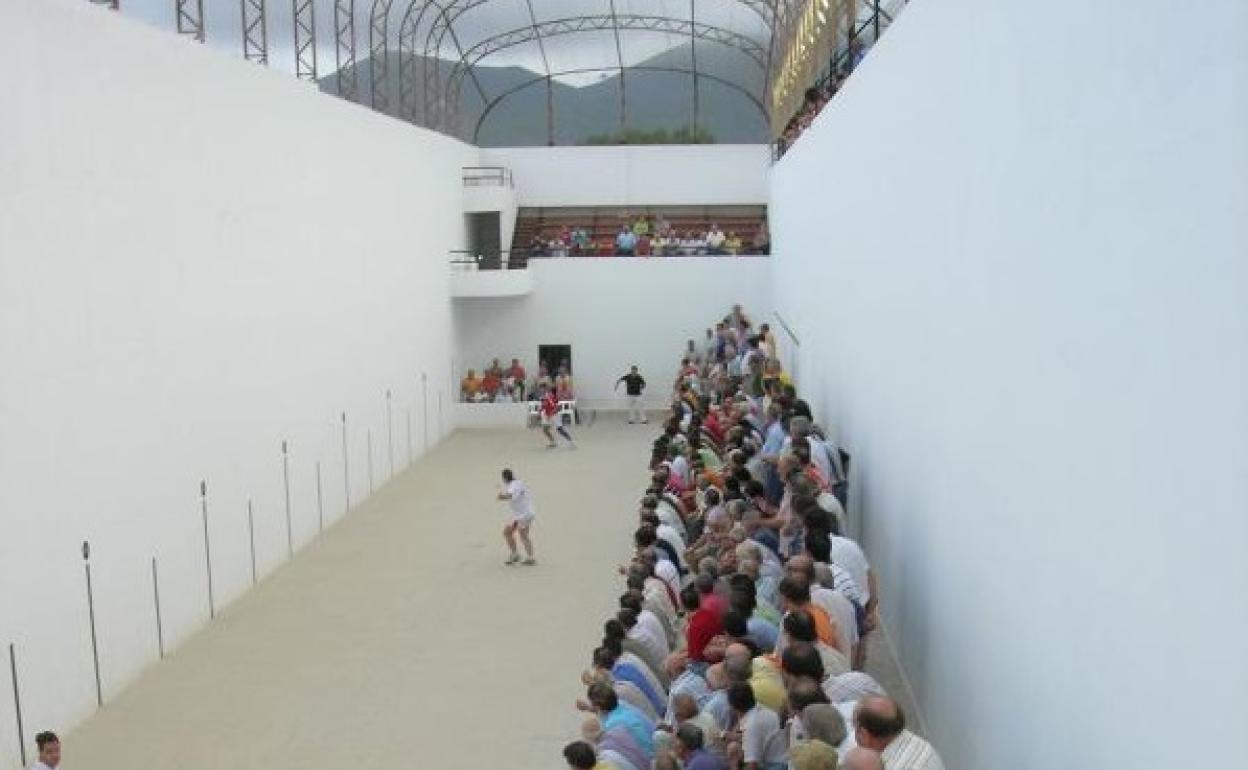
368;0;398;110
334;1;358;101
397;0;490;125
444;15;770;121
471;65;768;144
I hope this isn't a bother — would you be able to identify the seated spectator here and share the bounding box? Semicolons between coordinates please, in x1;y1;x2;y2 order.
481;368;501;400
683;584;724;664
616;226;638;256
725;681;786;770
592;643;665;716
842;747;886;770
561;740;601;770
788;739;839;770
824;670;886;705
752;224;770;255
569;226;588;254
460;369;482;402
581;717;649;770
705;224;727;255
633;215;650;237
651;232;669;257
529;233;547;258
853;696;945;770
777;576;842;652
798;703;849;753
725;231;743;255
674;722;727;770
587;681;657;757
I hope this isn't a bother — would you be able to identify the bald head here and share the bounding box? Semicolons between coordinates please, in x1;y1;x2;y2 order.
854;696;906;750
842;747;886;770
786;553;816;581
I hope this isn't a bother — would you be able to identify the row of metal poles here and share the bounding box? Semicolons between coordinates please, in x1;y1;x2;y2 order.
5;373;446;766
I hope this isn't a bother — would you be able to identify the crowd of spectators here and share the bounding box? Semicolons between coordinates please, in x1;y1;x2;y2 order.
776;42;868;158
528;215;770;259
560;306;945;770
460;358;575;404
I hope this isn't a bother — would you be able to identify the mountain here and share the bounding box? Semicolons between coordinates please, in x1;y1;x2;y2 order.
319;43;768;145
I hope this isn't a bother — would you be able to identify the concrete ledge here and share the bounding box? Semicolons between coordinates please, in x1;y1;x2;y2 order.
454;401;529;428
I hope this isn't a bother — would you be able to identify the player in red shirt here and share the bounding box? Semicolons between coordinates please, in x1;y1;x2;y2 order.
539;386;575;448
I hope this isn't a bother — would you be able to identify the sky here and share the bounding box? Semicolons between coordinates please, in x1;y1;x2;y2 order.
115;0;770;86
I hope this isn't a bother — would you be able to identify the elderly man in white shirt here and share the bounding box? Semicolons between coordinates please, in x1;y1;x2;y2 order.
853;696;945;770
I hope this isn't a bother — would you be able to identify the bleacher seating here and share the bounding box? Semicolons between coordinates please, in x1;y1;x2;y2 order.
512;205;769;256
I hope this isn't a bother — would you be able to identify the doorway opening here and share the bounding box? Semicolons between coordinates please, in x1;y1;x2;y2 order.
538;344;572;378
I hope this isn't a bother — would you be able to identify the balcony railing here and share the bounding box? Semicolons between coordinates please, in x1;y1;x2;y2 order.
461;167;513;187
449;249;770;271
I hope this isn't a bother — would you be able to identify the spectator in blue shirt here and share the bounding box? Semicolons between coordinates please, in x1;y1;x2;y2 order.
616;226;638;256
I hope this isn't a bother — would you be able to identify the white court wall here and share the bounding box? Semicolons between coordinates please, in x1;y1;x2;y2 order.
0;1;476;761
453;258;772;411
478;145;771;208
770;1;1248;769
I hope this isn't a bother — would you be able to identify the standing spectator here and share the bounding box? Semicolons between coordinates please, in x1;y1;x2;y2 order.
633;214;650;237
32;732;61;770
725;232;743;255
616;365;648;424
508;358;527;400
616;226;638;256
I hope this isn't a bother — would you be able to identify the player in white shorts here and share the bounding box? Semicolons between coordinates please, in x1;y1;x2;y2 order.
496;468;537;565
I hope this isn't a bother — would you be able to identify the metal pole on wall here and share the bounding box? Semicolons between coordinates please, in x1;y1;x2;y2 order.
366;429;375;495
200;481;215;619
9;643;26;766
315;461;325;533
281;440;293;557
151;557;164;659
247;498;258;584
421;373;429;450
405;408;413;466
82;541;103;706
340;412;350;512
386;390;395;478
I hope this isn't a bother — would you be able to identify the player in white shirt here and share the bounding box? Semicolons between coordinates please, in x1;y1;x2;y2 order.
496;468;537;565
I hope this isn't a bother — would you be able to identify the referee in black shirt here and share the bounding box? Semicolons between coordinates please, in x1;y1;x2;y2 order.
615;365;647;424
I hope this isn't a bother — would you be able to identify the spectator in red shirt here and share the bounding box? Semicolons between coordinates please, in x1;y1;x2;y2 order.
683;584;724;664
508;358;527;400
694;571;728;619
481;369;501;400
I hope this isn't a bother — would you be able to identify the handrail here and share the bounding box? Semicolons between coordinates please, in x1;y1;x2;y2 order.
448;249;772;271
773;311;800;348
461;166;513;187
